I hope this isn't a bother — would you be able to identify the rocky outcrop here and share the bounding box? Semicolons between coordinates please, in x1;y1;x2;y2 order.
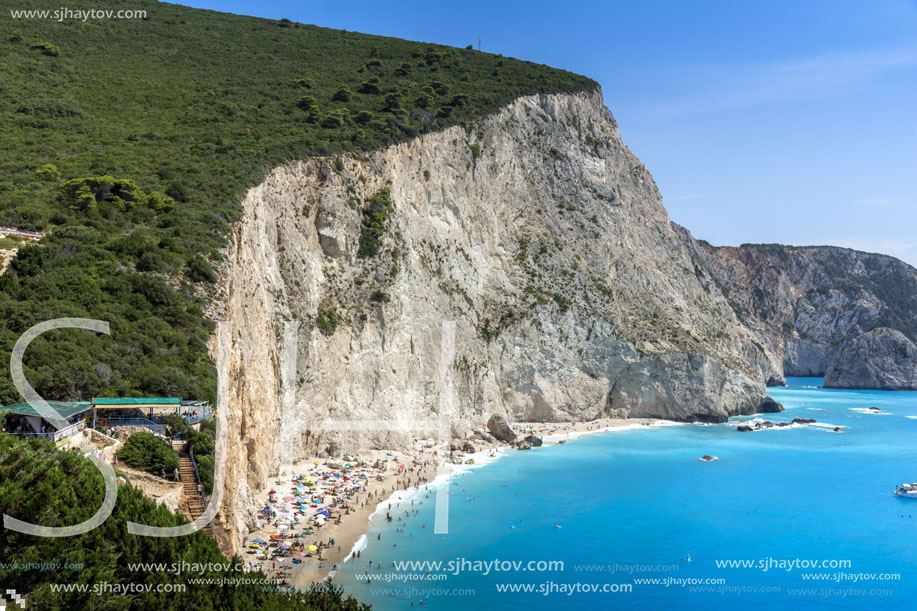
825;328;917;390
214;90;783;552
487;415;516;443
674;227;917;382
757;396;783;413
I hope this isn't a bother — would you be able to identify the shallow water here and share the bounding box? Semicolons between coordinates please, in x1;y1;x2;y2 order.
338;378;917;609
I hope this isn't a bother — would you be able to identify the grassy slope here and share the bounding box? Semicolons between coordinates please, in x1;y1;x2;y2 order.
0;0;596;405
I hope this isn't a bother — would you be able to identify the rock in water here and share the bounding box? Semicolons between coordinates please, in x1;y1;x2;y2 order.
487;415;517;443
758;396;784;413
824;328;917;390
523;435;543;447
737;425;754;432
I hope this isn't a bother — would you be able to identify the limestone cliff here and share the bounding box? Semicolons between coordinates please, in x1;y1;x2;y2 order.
825;328;917;390
676;230;917;381
213;90;783;552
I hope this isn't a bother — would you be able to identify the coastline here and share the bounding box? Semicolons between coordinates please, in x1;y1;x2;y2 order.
245;417;664;587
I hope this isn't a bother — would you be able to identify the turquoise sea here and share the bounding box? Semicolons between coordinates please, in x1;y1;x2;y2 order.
338;378;917;609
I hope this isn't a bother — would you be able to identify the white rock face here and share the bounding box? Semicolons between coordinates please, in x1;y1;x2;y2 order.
212;90;777;552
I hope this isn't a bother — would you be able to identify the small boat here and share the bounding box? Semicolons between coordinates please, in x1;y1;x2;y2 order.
894;483;917;498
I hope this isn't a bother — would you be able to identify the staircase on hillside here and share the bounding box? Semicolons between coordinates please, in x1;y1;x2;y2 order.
174;440;213;538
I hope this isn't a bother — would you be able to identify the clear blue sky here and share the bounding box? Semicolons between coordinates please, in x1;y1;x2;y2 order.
175;0;917;266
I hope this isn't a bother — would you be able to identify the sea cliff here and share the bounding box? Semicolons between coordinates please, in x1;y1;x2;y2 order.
213;90;787;552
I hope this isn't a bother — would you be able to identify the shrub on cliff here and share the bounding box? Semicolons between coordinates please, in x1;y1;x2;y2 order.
316;302;341;336
297;95;318;111
195;453;214;494
449;93;470;107
189;428;215;493
29;41;59;56
186;255;217;283
189;428;214;455
118;432;179;476
163;413;191;438
357;76;382;94
357;188;393;258
332;85;353;102
199;417;216;437
321;109;349;128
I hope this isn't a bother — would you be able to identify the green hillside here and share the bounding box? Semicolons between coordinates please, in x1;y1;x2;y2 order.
0;0;596;404
0;434;366;610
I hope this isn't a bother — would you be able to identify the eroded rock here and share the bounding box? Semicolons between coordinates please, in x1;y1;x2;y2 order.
825;328;917;390
487;415;516;443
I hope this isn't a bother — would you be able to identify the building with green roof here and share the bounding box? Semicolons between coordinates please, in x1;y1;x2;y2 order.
0;401;91;442
1;396;210;440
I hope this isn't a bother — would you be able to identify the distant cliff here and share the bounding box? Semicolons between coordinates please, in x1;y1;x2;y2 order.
825;328;917;390
676;230;917;383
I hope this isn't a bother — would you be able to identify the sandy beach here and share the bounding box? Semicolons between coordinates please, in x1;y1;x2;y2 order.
242;417;663;587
